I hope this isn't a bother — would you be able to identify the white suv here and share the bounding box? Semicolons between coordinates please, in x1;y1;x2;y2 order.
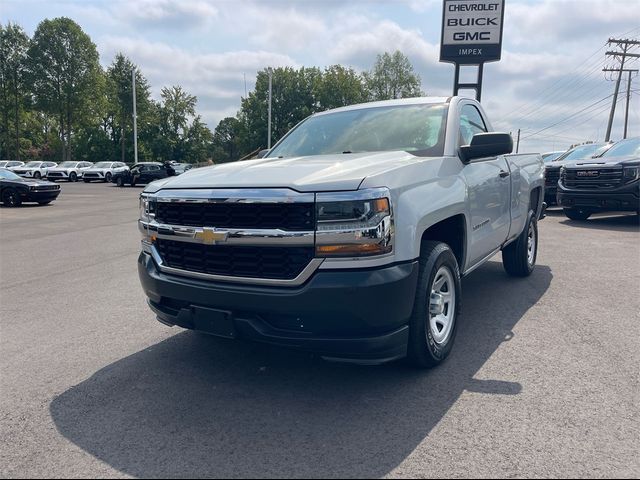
82;162;129;183
46;161;94;182
0;161;24;169
10;161;57;179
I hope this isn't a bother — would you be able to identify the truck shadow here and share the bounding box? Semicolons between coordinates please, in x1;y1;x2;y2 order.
50;261;551;478
559;213;639;232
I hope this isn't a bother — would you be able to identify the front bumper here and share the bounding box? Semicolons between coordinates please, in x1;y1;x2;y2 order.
22;190;60;202
557;181;640;212
138;251;419;362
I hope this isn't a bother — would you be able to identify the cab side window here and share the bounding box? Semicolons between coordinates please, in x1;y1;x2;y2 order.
459;105;487;146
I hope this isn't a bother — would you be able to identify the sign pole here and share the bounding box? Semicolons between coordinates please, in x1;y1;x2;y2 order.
440;0;505;101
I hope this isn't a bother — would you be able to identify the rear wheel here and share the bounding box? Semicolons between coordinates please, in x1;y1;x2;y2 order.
503;210;537;277
116;177;124;187
2;188;21;207
407;241;462;369
563;207;592;221
69;171;77;182
33;171;41;179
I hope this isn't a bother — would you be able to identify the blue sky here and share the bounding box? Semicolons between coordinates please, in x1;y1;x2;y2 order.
3;0;639;153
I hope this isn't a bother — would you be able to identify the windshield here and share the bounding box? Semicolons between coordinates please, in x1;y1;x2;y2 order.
267;104;448;159
0;169;21;180
58;162;78;168
601;138;640;158
94;162;112;168
554;144;604;162
25;162;42;167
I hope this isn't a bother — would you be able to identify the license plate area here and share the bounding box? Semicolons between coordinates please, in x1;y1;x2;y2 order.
192;307;236;339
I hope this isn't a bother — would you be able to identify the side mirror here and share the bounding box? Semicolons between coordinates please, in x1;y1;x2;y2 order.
257;149;270;159
459;132;513;163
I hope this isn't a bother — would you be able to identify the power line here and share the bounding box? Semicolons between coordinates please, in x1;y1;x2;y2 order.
501;43;608;121
521;93;615;140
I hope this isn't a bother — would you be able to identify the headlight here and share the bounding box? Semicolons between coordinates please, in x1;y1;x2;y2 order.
139;194;156;242
623;166;639;182
315;188;393;257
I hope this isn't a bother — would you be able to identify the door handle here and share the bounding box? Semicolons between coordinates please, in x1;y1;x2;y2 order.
499;170;510;178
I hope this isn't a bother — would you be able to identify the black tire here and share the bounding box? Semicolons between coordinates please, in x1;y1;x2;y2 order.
33;171;41;179
502;210;538;277
407;241;462;369
105;172;112;183
69;172;77;182
2;188;22;207
116;177;124;187
38;201;52;205
563;207;592;221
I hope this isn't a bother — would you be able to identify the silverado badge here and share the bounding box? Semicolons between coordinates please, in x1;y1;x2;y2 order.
194;227;228;245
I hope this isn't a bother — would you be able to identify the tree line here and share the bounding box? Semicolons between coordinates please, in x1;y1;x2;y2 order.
1;17;423;165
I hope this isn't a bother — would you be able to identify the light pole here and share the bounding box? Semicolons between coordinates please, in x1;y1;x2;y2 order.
132;68;138;164
267;67;273;150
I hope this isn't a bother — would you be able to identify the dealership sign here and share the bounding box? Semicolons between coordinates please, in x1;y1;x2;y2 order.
440;0;505;65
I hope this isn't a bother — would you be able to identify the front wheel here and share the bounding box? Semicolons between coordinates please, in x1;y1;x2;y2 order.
33;171;41;179
563;207;592;221
116;177;124;187
2;188;22;207
502;210;538;277
105;172;112;183
69;172;77;182
407;241;462;369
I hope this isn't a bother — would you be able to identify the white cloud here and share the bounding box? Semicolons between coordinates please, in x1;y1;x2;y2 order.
99;36;299;128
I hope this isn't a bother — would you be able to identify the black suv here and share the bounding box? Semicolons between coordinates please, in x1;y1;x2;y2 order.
112;162;175;187
557;137;640;220
544;143;610;206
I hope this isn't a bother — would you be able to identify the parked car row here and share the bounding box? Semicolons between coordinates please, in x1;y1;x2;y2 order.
544;137;640;220
0;160;196;207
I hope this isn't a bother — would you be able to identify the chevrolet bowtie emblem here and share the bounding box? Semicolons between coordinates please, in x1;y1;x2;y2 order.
194;227;228;245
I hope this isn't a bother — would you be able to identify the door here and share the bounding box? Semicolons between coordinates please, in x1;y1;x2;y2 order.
459;104;511;266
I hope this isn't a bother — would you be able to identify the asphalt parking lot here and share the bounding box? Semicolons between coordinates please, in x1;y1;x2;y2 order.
1;182;639;478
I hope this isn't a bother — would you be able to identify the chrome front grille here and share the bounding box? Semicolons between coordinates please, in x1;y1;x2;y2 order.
155;239;314;280
154;201;314;231
142;189;321;286
562;167;623;189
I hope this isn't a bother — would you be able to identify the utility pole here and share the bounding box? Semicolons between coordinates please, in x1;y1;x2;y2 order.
624;70;635;139
603;67;638;140
603;38;640;141
267;67;273;149
132;69;138;164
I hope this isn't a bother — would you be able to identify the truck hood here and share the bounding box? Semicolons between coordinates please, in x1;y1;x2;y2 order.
149;151;422;192
568;155;640;168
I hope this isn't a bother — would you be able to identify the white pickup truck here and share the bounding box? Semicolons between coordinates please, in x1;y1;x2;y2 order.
138;96;545;368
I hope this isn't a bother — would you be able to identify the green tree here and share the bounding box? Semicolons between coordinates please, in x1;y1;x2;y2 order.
157;86;212;162
314;65;367;111
27;17;101;161
0;23;29;160
364;51;422;101
212;116;245;162
184;116;213;163
240;66;321;153
106;53;151;162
